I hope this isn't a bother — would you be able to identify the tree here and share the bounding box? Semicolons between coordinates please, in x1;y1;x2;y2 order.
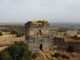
0;41;32;60
16;32;24;37
11;29;24;37
67;45;76;52
0;32;3;36
0;51;12;60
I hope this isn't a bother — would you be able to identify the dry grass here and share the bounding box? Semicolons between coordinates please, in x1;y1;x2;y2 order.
0;33;25;52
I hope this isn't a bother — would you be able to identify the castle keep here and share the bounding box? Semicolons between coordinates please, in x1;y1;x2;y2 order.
25;20;53;52
25;20;80;53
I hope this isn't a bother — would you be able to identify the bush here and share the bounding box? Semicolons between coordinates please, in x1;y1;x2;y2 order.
11;30;16;34
67;45;76;52
0;32;3;36
11;29;24;37
32;53;37;59
0;41;32;60
51;53;61;58
0;51;12;60
16;32;24;37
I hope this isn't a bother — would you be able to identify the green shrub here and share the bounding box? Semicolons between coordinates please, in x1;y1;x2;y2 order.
16;32;24;37
0;32;3;36
11;30;17;34
0;51;12;60
0;41;32;60
11;29;24;37
67;45;76;52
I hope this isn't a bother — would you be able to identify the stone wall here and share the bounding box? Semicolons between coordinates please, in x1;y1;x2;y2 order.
25;20;53;52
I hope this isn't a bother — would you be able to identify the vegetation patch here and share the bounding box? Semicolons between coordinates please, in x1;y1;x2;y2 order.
0;41;32;60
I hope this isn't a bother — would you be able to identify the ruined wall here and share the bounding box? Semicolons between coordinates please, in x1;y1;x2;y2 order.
25;20;53;52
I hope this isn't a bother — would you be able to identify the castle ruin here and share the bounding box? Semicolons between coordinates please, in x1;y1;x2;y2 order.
25;20;53;52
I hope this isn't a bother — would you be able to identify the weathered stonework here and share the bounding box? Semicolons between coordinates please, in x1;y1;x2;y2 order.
25;20;80;52
25;20;53;52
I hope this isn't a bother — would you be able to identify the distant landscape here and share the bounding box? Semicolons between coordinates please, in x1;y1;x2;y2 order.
0;22;80;60
0;0;80;60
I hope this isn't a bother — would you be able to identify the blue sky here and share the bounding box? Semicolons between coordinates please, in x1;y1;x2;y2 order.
0;0;80;23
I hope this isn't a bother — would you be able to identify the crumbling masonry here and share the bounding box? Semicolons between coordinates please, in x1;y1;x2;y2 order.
25;20;53;52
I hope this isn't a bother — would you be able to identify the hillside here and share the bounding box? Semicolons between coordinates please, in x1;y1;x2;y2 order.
0;33;24;52
33;50;80;60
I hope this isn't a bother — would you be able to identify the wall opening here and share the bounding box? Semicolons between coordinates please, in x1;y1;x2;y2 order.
39;30;42;35
39;44;43;50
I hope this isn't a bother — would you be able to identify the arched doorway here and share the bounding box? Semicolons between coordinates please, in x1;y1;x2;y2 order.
39;30;42;35
39;44;43;50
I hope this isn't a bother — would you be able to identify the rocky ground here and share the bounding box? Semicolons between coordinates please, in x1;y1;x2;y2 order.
33;50;80;60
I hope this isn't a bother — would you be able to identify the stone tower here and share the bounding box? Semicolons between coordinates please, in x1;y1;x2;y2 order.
25;20;53;52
